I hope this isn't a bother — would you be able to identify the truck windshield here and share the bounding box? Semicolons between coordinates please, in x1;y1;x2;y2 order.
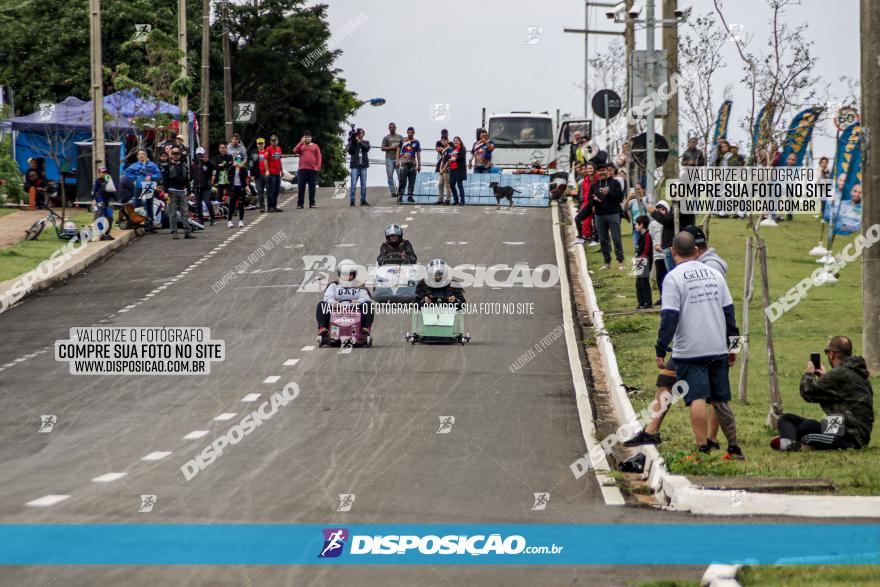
488;118;553;148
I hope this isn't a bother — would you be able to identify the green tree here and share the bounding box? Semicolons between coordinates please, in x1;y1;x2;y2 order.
213;0;359;184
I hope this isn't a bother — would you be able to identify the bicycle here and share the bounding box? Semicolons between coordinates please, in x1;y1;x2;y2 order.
24;207;77;241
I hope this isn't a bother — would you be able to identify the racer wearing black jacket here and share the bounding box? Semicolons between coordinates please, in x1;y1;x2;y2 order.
377;224;417;265
415;259;465;308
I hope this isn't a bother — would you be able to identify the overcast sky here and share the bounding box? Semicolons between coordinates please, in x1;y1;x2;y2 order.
318;0;858;160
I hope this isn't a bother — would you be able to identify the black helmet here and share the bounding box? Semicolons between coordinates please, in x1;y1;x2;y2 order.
426;258;451;288
385;224;403;240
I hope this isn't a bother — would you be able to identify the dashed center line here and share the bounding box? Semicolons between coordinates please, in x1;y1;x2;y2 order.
213;413;237;421
283;358;300;367
91;472;127;483
183;430;209;440
263;376;280;384
241;393;261;402
26;495;70;507
141;451;172;462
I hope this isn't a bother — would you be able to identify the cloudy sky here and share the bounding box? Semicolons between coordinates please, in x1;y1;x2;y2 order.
318;0;858;161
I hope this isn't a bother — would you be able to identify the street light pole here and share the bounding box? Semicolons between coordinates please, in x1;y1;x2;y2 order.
199;0;210;150
178;0;189;147
645;0;656;203
89;0;105;170
584;0;589;118
222;0;233;141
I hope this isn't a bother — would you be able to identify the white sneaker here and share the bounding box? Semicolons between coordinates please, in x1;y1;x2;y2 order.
588;241;601;247
760;218;778;227
227;221;233;228
572;238;584;245
238;220;245;227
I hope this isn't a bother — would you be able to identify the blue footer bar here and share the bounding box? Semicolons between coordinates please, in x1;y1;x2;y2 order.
0;524;877;565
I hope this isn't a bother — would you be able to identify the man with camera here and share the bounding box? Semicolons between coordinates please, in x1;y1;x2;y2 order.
771;336;874;451
347;127;371;207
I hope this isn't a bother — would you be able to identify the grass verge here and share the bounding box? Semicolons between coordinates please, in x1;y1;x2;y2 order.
585;215;880;494
0;209;96;283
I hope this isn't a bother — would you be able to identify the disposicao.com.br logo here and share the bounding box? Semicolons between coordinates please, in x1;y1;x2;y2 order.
317;529;563;558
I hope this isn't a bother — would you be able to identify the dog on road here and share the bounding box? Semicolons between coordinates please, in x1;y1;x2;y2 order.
489;182;520;210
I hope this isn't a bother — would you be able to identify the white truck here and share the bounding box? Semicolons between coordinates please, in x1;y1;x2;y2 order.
479;110;592;172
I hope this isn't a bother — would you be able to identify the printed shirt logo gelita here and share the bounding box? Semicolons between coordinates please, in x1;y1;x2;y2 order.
318;528;349;558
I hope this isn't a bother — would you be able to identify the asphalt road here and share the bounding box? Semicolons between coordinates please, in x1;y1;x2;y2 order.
0;187;821;585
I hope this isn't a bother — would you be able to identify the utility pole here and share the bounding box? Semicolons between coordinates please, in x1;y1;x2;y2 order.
645;0;656;203
222;0;233;141
661;0;679;183
199;0;210;149
584;0;589;118
88;0;105;170
178;0;189;147
625;0;635;145
861;0;880;372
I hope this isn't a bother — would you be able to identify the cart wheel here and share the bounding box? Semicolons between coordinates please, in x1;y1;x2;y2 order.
134;227;146;237
118;220;130;230
404;332;410;342
316;335;323;347
366;335;373;348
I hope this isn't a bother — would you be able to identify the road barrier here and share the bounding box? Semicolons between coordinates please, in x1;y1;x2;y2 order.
404;172;551;207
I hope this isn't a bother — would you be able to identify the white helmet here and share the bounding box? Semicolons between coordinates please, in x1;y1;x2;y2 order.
385;224;403;240
336;259;359;286
425;258;451;288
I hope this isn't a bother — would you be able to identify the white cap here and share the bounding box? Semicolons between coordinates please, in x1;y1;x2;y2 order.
656;200;671;210
195;147;205;155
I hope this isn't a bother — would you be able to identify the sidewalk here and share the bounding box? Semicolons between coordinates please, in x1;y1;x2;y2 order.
0;210;46;249
0;219;137;313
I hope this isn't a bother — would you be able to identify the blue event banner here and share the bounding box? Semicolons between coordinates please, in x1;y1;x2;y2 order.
0;524;877;565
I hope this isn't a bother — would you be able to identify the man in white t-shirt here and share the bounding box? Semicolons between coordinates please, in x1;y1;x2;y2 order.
655;232;740;454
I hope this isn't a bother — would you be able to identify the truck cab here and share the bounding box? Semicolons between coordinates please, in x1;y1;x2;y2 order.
483;112;591;171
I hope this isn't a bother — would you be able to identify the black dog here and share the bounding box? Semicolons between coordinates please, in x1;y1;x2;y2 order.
488;182;520;210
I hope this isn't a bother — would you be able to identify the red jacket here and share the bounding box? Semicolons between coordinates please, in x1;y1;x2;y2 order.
266;145;283;175
294;142;322;171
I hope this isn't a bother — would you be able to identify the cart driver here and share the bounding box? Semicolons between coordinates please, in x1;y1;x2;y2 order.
316;259;374;339
415;258;465;308
377;224;418;265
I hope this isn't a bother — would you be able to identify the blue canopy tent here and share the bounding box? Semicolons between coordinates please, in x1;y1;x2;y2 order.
103;89;196;154
0;96;135;182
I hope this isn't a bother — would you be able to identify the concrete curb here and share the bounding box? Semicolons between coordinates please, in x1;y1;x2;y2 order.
0;229;138;314
562;198;880;518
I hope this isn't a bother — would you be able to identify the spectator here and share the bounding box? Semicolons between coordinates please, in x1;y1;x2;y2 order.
251;137;267;212
397;127;421;203
713;139;731;167
191;147;216;226
817;156;831;181
23;159;49;210
615;142;631;170
162;147;195;239
624;182;644;248
294;130;322;209
588;163;625;270
347;128;371;207
570;131;586;170
585;143;609;167
633;215;653;309
265;135;284;213
681;136;706;167
90;166;115;241
435;132;453;206
648;208;666;303
212;142;234;214
174;134;188;164
573;162;598;245
771;336;873;451
654;232;743;457
123;149;161;231
381;122;402;197
470;129;495;174
227;133;247;162
448;136;467;206
226;152;250;227
649;200;695;271
728;144;745;166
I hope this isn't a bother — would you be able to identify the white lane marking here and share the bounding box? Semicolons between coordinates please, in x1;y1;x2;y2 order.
503;241;525;245
300;345;315;351
405;217;413;220
141;451;172;462
183;430;209;440
400;224;408;228
444;241;468;245
283;358;300;367
334;243;357;247
26;494;70;507
241;393;261;402
214;413;237;421
263;376;280;384
92;472;127;483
